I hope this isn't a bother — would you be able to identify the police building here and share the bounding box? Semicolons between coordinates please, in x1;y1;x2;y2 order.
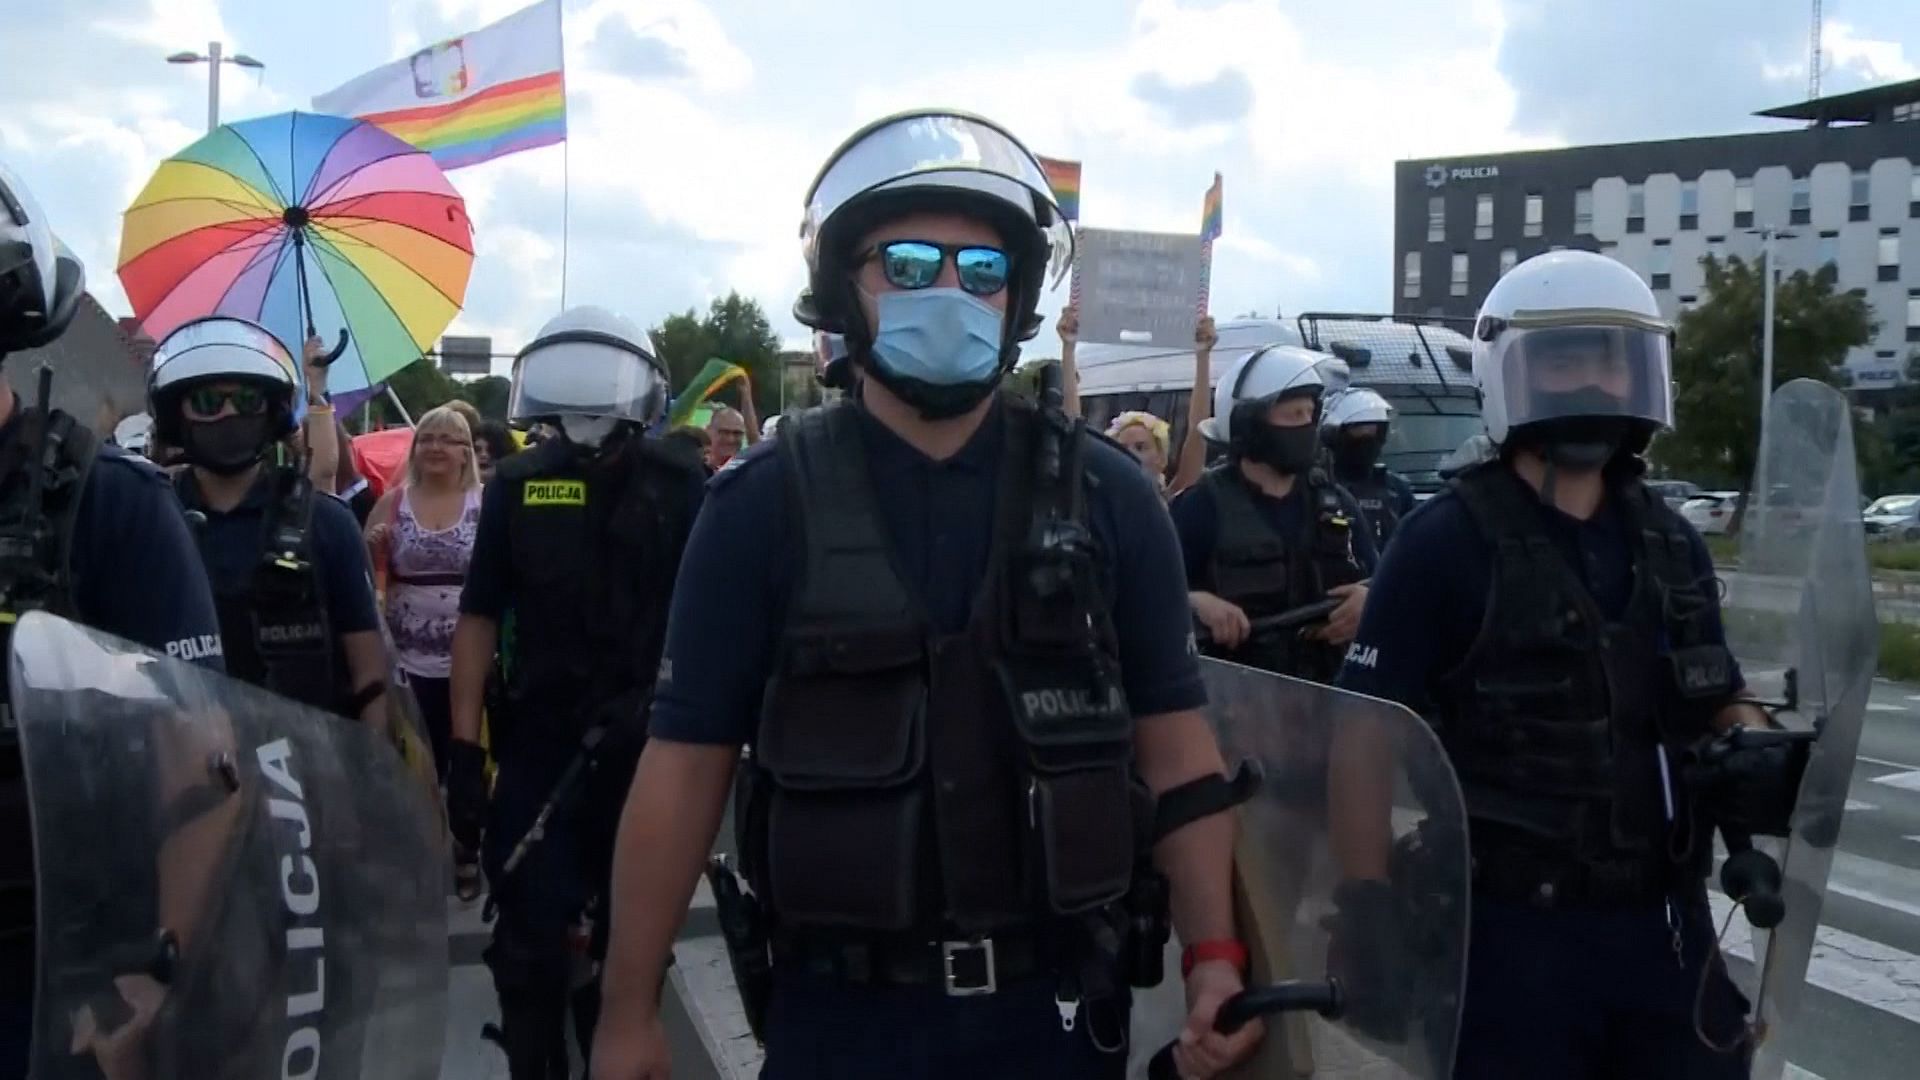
1394;77;1920;390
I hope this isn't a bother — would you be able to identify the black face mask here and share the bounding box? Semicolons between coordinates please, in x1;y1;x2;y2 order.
1332;435;1384;475
1515;387;1637;470
182;414;272;475
1243;422;1320;476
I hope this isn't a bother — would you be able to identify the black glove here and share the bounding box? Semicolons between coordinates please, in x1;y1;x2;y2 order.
1325;879;1412;1043
447;740;489;855
1685;728;1811;838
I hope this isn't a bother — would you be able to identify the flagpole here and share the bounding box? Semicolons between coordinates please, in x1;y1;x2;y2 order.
557;0;571;312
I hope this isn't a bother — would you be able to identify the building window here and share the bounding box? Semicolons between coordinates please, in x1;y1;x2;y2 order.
1475;194;1493;241
1851;170;1871;222
1499;248;1517;276
1600;242;1619;258
1911;166;1920;216
1706;235;1726;264
1626;184;1645;233
1575;188;1593;234
1524;194;1544;238
1790;175;1811;225
1908;291;1920;342
1428;196;1446;242
1450;252;1469;297
1735;177;1754;228
1881;229;1901;282
1818;230;1839;267
1679;295;1699;311
1651;239;1672;290
1680;180;1699;230
1403;251;1421;298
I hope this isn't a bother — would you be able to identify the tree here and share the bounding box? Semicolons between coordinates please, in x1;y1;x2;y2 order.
649;292;783;420
459;375;512;420
1652;255;1874;520
363;356;462;426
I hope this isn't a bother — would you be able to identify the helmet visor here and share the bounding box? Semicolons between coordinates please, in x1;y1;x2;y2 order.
1492;322;1673;431
508;334;668;426
802;112;1073;287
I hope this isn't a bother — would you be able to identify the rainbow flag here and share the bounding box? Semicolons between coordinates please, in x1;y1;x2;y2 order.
1038;156;1082;223
314;0;566;171
1201;172;1224;242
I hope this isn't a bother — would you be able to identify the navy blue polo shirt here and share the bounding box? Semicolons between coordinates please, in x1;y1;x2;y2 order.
1334;465;1738;714
181;469;380;637
650;400;1205;746
1169;470;1379;592
458;438;709;623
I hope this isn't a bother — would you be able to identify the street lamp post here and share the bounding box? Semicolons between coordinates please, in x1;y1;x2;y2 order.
1748;226;1795;428
167;41;265;132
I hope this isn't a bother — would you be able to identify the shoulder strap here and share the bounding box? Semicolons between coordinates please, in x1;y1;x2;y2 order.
1614;478;1696;589
783;401;914;629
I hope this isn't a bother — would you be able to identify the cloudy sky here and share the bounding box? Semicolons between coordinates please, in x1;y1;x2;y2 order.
6;0;1918;373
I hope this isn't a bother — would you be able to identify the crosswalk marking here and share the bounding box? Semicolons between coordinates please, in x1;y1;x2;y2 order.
1871;769;1920;792
1710;891;1920;1026
1845;798;1880;811
1867;702;1904;712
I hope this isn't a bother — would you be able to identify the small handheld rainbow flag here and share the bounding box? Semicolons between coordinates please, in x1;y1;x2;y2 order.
667;358;749;428
1201;172;1224;242
1038;156;1082;223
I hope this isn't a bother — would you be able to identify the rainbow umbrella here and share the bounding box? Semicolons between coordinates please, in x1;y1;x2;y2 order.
118;111;473;395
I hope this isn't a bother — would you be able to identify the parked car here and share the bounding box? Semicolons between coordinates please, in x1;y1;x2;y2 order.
1646;479;1703;511
1681;492;1741;535
1864;494;1920;541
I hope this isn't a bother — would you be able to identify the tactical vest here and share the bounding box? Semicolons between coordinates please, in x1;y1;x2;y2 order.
493;436;696;770
744;399;1145;936
1202;464;1365;681
1435;463;1734;869
176;467;345;716
1338;465;1403;551
0;408;96;998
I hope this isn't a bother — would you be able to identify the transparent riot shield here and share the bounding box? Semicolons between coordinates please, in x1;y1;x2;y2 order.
1717;378;1877;1079
1131;658;1469;1080
10;612;449;1080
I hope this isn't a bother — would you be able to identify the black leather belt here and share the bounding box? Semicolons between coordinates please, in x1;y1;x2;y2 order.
769;928;1051;996
1473;845;1676;908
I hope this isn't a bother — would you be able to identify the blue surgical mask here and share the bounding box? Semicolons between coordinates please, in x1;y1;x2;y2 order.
868;288;1005;388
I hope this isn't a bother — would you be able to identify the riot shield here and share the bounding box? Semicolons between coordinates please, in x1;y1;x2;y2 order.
1718;378;1877;1079
10;612;449;1080
1130;658;1469;1080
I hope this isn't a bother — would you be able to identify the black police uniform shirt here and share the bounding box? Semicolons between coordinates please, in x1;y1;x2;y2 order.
0;408;225;670
650;401;1205;746
189;471;381;641
1333;467;1741;711
457;441;708;621
1169;471;1380;592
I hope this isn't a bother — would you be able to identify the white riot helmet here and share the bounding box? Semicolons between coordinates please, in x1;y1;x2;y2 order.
113;413;153;455
1322;388;1394;430
149;316;304;474
1321;388;1396;476
0;163;85;357
1473;250;1674;465
508;306;669;449
794;109;1073;418
1200;344;1328;476
1199;345;1327;445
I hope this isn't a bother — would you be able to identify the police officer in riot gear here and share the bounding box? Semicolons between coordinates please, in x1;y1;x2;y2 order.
0;162;224;1078
594;108;1261;1080
150;316;391;725
1336;250;1790;1078
1171;345;1375;682
1321;387;1415;549
447;306;702;1079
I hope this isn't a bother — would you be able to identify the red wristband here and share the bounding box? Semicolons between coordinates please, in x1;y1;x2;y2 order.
1181;939;1249;977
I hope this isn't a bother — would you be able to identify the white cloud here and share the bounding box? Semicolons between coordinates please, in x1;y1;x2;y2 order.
1824;20;1920;84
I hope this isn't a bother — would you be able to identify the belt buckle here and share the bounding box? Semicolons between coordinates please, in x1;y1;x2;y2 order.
941;938;997;997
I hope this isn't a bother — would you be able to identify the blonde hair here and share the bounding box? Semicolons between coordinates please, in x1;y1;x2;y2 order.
407;405;480;491
1106;410;1171;458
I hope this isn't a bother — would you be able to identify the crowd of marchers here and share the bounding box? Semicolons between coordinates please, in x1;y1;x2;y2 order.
0;103;1818;1080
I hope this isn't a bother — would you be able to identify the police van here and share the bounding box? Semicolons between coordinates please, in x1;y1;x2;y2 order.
1075;314;1486;496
